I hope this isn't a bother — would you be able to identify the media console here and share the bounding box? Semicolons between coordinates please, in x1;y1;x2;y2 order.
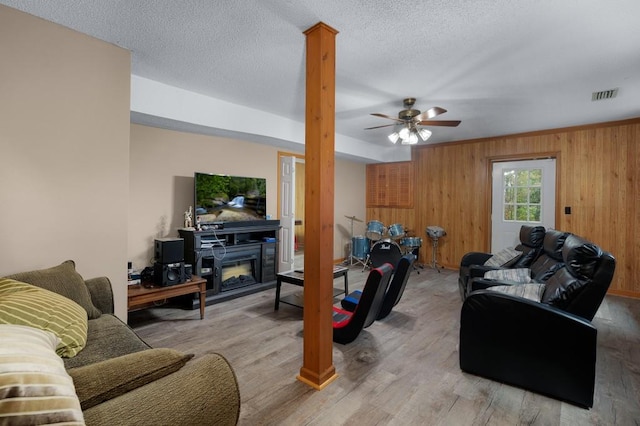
179;220;280;309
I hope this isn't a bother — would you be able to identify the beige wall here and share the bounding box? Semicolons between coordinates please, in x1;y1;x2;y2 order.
129;124;279;268
334;157;367;259
0;6;131;318
129;124;367;270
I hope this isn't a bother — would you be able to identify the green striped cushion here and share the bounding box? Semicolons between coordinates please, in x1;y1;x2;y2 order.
0;278;88;357
7;260;102;319
0;324;85;425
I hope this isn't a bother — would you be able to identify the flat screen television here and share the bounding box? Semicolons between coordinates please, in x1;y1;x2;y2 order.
194;172;267;226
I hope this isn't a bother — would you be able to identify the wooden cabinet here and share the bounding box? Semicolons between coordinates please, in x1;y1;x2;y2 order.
366;161;414;208
179;221;279;308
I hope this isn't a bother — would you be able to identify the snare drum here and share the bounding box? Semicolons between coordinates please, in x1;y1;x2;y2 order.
365;220;385;241
426;226;446;239
369;239;402;268
351;235;370;260
388;223;405;240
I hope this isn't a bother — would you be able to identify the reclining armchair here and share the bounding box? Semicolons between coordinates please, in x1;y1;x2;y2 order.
468;229;569;296
459;233;616;407
458;225;545;300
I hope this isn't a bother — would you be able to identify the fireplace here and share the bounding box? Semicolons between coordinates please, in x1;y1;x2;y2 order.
203;245;262;295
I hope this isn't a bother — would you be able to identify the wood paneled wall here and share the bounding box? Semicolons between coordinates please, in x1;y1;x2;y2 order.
366;118;640;297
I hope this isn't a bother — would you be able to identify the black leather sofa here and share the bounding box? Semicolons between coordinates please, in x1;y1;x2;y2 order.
457;225;545;300
467;229;569;296
459;233;616;407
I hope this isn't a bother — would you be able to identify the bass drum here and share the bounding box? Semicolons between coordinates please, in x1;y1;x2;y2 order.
369;239;402;269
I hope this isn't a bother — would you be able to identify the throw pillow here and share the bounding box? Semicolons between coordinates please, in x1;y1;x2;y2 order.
68;348;194;410
487;283;546;302
484;247;522;267
0;324;85;425
6;260;102;319
484;268;532;283
0;278;88;357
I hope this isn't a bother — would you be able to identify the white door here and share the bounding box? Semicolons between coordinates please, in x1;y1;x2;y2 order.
491;159;556;252
278;156;295;272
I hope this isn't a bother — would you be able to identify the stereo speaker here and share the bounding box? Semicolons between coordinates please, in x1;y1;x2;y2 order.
154;238;184;264
184;264;193;280
154;262;185;287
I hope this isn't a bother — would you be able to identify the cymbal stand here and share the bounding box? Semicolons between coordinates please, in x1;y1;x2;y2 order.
344;215;368;268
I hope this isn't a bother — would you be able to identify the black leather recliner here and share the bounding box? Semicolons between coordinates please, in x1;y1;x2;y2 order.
468;229;569;295
459;234;616;408
458;225;545;300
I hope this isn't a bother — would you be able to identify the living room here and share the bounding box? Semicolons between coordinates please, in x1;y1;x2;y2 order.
1;2;639;425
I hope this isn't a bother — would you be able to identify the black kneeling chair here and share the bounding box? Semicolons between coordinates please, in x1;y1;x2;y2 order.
340;254;415;320
332;263;394;344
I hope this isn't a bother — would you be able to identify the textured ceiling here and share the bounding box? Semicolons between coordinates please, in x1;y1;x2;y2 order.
3;0;640;152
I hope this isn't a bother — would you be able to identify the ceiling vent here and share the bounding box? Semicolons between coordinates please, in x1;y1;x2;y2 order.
591;88;618;101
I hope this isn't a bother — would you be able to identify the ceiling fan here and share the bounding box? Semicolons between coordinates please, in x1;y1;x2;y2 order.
365;98;461;144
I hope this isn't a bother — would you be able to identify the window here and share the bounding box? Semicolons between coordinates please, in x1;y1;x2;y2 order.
503;168;542;222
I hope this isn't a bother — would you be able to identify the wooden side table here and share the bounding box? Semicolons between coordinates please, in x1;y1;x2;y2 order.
128;276;207;319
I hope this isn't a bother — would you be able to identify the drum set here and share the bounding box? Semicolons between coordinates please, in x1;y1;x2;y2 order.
346;217;424;272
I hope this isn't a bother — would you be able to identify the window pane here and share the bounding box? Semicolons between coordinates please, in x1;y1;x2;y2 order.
516;170;529;186
530;205;541;221
504;187;515;203
529;169;542;186
504;205;515;220
504;171;515;187
516;188;529;203
516;205;528;221
530;187;541;203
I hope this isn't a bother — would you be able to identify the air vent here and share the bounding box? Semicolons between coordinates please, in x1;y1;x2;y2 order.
591;88;618;101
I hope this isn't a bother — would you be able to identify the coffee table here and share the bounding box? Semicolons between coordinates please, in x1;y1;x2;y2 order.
128;276;207;319
274;265;349;310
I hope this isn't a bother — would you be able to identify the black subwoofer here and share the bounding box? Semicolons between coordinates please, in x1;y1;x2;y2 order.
154;262;185;287
154;238;184;264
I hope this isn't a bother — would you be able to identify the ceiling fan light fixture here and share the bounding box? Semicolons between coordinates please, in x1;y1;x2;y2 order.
418;128;432;141
388;132;400;144
401;132;418;145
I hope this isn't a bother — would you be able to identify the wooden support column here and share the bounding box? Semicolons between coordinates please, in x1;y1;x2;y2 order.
297;22;339;390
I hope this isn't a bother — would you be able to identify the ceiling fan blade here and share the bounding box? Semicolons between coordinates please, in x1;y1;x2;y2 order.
364;123;397;130
371;113;405;123
414;106;447;122
418;120;461;127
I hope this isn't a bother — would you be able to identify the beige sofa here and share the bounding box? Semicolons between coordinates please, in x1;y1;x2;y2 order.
2;260;240;425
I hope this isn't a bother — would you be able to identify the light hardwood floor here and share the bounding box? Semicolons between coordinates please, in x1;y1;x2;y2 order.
129;266;640;425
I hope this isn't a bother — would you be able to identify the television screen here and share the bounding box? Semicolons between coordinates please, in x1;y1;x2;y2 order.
194;172;267;225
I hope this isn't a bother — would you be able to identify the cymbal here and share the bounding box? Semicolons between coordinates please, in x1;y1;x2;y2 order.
344;215;363;223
